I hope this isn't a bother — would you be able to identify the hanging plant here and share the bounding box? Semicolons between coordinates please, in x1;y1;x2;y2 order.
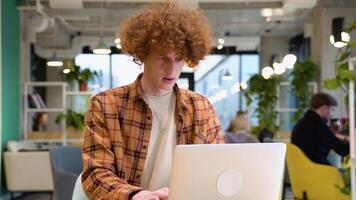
291;60;318;122
245;74;281;134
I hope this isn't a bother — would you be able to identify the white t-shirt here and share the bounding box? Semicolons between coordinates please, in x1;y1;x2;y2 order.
141;89;177;190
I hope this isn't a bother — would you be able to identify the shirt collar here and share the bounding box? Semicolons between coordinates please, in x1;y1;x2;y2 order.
130;73;189;114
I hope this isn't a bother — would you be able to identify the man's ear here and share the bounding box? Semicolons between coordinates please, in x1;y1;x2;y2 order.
319;105;328;113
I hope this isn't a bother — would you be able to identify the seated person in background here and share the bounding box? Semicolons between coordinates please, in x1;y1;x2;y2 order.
32;112;48;131
224;111;259;143
291;93;349;165
81;2;224;200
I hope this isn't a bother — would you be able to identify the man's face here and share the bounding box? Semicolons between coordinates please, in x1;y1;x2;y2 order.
142;51;185;95
320;105;336;120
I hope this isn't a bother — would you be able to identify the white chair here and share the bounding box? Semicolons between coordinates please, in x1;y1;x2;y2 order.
72;173;89;200
4;151;54;192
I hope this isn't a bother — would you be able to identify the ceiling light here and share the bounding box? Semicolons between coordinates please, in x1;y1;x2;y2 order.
330;17;348;48
282;54;297;69
273;62;286;75
222;70;233;81
240;81;248;90
262;66;274;79
334;41;346;48
262;73;270;80
47;61;63;67
261;8;273;17
93;1;111;55
93;37;111;54
341;32;350;42
218;38;225;44
47;52;63;67
62;68;70;74
329;35;335;45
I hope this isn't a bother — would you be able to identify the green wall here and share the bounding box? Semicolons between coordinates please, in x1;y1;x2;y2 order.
1;0;20;195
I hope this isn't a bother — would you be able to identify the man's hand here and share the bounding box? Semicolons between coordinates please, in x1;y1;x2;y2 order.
335;133;350;142
132;187;169;200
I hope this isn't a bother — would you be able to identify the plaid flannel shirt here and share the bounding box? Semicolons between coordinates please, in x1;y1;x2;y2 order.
82;75;224;200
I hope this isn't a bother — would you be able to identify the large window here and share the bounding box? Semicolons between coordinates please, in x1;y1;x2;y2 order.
195;54;259;130
75;53;260;131
75;54;111;91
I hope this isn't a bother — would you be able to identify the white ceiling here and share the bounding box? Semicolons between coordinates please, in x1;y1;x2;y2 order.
18;0;356;50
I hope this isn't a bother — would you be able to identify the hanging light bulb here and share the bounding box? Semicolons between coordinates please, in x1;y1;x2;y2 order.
273;62;286;75
47;52;63;67
262;66;274;79
330;17;348;48
62;68;70;74
240;81;248;90
93;0;111;55
93;37;111;54
218;38;225;44
341;32;350;42
222;70;233;81
47;19;63;67
282;54;297;69
334;41;346;48
329;35;335;45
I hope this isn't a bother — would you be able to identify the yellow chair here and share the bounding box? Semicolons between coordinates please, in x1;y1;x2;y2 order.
286;143;350;200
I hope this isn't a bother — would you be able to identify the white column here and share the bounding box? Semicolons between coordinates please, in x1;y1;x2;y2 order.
348;56;356;200
0;0;3;188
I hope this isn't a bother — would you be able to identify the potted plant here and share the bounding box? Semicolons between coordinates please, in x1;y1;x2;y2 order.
55;109;85;131
63;65;98;91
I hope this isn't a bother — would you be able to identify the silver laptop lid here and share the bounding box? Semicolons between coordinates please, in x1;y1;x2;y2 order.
169;143;286;200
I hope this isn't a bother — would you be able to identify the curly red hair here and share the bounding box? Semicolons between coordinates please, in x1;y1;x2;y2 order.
119;2;213;68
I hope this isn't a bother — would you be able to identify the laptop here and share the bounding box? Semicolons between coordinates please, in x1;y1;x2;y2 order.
168;143;286;200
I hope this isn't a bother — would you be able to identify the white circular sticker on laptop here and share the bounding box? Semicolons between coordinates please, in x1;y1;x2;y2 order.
216;169;243;197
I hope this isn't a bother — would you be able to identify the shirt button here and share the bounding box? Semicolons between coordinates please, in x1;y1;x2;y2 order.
142;145;147;150
147;116;151;120
136;175;141;179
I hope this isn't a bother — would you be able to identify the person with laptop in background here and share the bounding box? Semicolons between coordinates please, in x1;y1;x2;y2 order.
81;2;224;200
291;93;349;166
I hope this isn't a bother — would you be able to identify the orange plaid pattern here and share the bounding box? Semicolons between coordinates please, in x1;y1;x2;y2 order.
82;75;224;200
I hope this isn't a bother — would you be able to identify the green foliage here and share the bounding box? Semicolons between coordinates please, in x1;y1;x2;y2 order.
291;60;318;122
335;155;351;196
63;65;99;84
323;20;356;91
244;74;281;133
55;109;85;130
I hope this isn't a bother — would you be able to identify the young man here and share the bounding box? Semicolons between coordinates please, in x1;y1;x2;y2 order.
81;3;224;200
291;93;349;165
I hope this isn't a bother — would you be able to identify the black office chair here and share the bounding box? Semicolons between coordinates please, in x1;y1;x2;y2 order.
49;146;83;200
